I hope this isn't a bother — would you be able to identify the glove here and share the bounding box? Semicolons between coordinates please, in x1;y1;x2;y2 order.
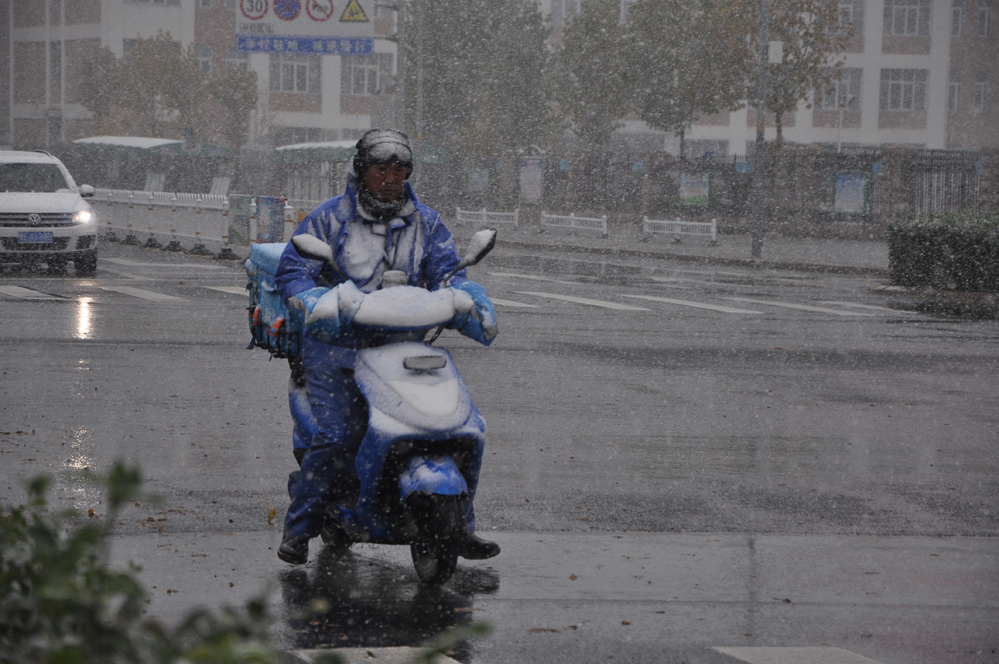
448;280;498;346
288;281;365;343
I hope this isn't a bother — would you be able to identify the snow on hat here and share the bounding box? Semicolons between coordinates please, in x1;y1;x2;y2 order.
353;128;414;178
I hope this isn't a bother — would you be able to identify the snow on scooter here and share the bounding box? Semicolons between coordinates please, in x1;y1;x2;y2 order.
246;229;498;585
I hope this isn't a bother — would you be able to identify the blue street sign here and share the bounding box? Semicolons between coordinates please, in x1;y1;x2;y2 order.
872;162;883;175
236;35;373;54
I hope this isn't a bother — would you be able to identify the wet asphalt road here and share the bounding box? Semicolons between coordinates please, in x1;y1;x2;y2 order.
0;240;996;664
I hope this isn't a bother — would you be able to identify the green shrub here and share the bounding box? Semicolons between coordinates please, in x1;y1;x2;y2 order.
888;212;999;291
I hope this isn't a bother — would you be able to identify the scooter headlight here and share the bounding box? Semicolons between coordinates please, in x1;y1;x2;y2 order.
73;210;94;224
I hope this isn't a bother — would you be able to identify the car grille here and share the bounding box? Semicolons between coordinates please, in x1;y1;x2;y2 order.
1;237;71;251
0;212;76;227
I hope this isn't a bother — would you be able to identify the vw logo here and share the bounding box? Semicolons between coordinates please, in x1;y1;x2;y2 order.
27;213;41;226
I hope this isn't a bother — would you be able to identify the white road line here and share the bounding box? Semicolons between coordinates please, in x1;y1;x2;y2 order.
491;297;540;308
720;297;875;316
713;646;885;664
0;286;63;300
100;286;184;301
103;258;223;270
206;286;249;295
621;294;762;314
819;300;919;315
490;271;580;285
513;291;649;311
98;266;151;281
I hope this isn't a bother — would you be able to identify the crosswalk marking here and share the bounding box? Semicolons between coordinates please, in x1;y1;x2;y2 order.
100;286;184;301
206;286;249;295
491;297;540;308
621;294;762;314
490;271;580;286
514;291;649;311
0;286;62;300
720;297;875;317
103;258;223;270
713;646;884;664
819;300;919;315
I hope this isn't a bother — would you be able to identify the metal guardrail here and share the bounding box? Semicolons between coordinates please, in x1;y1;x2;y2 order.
455;207;519;228
643;216;718;244
541;212;608;238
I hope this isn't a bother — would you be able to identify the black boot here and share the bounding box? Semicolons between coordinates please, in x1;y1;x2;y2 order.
459;533;500;560
277;528;309;565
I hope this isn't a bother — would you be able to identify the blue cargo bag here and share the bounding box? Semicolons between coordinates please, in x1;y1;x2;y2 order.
245;243;302;358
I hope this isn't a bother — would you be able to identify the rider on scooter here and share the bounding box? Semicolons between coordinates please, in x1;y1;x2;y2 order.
273;128;500;565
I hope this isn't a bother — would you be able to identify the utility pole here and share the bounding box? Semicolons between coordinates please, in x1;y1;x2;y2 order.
416;0;423;143
750;0;770;260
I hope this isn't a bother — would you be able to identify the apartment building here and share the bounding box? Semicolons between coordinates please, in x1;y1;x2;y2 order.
0;0;399;150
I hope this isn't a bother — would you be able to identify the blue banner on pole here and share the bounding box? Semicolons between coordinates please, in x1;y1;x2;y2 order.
236;35;373;54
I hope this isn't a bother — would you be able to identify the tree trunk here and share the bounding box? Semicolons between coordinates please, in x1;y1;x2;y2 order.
679;127;686;160
775;110;784;148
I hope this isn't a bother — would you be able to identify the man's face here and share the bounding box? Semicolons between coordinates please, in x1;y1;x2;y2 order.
362;159;408;202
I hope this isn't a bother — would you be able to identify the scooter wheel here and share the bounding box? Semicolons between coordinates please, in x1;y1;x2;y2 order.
408;494;464;585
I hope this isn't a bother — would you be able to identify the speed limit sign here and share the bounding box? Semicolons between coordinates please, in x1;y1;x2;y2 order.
241;0;267;20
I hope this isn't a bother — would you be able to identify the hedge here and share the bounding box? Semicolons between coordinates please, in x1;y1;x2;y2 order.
887;212;999;292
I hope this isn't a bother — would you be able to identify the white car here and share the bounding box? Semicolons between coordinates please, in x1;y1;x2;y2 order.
0;150;98;276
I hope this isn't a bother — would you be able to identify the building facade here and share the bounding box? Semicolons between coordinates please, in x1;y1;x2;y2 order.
0;0;399;150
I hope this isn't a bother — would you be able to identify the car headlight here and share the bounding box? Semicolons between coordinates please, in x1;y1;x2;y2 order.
73;210;94;224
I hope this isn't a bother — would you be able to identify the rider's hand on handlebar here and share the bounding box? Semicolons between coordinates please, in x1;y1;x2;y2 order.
448;281;498;346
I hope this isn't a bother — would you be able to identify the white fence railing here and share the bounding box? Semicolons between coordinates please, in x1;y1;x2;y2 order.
541;212;607;237
93;189;230;250
455;207;519;228
643;216;717;244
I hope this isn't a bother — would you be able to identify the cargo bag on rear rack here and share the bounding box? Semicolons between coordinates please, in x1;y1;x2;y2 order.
245;242;301;358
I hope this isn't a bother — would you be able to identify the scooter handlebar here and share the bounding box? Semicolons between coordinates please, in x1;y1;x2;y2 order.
351;285;471;332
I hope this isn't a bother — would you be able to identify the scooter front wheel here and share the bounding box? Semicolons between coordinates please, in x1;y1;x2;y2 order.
320;511;352;553
408;494;464;585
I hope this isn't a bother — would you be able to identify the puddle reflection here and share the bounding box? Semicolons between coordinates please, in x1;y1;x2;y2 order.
279;546;499;658
76;297;93;339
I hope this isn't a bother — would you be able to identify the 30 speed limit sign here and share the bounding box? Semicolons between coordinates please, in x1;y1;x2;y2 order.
241;0;267;20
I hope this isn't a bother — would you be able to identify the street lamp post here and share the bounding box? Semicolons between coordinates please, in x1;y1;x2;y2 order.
750;0;770;260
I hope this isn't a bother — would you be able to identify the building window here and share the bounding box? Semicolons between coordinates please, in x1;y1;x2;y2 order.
818;68;862;108
270;54;320;94
839;0;865;33
952;0;965;34
880;69;928;110
340;54;393;96
226;47;249;71
197;44;212;76
980;0;994;36
197;0;211;7
974;71;988;112
551;0;580;28
883;0;931;36
949;70;961;112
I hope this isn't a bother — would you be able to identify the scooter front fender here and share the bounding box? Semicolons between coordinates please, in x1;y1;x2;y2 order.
399;454;469;501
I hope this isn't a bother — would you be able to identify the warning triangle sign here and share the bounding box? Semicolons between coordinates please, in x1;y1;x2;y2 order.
340;0;368;22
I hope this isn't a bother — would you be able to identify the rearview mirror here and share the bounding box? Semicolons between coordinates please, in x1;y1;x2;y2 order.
79;185;95;198
462;228;497;268
291;234;334;264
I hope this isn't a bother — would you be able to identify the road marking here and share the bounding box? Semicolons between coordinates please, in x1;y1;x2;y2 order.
514;291;649;311
103;258;223;270
206;286;249;295
713;646;884;664
819;300;919;315
490;271;580;286
621;294;762;314
98;266;152;281
100;286;184;301
491;297;540;308
720;297;875;316
295;647;460;664
0;286;63;300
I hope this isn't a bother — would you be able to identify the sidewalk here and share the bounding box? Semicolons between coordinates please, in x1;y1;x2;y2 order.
448;218;890;276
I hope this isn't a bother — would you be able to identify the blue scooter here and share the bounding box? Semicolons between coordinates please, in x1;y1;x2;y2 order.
280;229;498;584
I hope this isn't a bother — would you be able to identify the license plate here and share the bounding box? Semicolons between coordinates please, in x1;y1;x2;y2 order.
18;231;53;244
